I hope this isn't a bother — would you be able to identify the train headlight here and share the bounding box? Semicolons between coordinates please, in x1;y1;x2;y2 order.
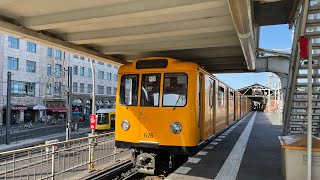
121;120;130;131
170;122;182;134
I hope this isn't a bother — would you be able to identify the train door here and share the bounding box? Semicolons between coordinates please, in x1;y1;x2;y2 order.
117;74;140;140
198;73;204;141
139;73;161;142
203;75;213;140
226;88;229;125
209;79;215;136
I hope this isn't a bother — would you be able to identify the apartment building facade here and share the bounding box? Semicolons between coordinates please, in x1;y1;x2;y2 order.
0;33;118;125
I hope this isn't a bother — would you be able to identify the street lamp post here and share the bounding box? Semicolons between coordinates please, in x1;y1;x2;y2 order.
6;72;12;145
66;67;72;141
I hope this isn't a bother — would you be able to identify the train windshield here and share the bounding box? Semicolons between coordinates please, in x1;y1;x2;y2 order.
97;114;109;124
140;74;161;106
120;74;139;106
162;73;187;107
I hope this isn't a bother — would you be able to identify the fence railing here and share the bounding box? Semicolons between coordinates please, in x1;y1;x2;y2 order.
0;132;130;180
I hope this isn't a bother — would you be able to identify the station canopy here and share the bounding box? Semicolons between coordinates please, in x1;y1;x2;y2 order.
0;0;297;73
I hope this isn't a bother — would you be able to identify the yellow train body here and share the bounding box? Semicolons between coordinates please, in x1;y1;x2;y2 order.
115;57;252;154
96;109;115;131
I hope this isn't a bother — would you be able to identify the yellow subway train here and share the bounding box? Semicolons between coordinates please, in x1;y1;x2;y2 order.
96;108;115;131
115;57;252;174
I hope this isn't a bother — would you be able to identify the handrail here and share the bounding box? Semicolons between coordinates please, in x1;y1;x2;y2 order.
0;131;114;156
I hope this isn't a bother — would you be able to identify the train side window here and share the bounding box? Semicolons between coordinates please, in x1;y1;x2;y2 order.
209;81;214;107
120;74;139;106
218;86;224;107
140;74;161;106
97;114;108;124
230;91;234;107
162;73;188;107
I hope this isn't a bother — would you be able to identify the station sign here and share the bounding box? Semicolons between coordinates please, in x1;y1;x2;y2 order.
90;114;97;130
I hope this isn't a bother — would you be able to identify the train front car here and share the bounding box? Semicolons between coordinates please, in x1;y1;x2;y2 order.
115;58;199;174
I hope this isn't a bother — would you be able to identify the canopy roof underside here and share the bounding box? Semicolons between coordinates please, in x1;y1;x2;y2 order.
0;0;297;73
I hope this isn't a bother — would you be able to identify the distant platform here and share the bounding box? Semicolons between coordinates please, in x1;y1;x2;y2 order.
167;112;283;180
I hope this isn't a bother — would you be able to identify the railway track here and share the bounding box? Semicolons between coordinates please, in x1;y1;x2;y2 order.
87;160;138;180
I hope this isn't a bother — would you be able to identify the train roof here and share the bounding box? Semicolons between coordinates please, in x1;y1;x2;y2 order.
96;108;115;114
118;57;199;73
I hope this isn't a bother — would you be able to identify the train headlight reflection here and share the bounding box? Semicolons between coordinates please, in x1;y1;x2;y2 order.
170;122;182;134
121;120;130;131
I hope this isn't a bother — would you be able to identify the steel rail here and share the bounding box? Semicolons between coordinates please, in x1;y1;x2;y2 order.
86;160;133;180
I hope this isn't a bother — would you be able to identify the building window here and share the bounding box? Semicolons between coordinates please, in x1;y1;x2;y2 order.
88;68;92;77
114;65;118;69
12;81;35;97
7;57;19;70
55;50;62;59
47;64;52;76
98;70;104;79
107;64;112;67
106;86;111;94
114;74;118;82
98;85;104;94
80;66;84;76
55;64;62;76
73;65;78;75
88;84;93;93
54;82;61;95
27;42;37;53
80;56;84;60
73;54;78;59
98;61;104;65
46;84;51;95
26;60;36;73
47;48;53;57
8;36;19;49
113;87;117;95
92;60;95;63
106;72;111;81
80;83;84;93
73;82;78;92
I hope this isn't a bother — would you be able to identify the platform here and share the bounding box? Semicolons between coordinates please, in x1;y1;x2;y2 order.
167;111;283;180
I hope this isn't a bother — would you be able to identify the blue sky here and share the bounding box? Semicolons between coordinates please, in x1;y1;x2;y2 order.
215;25;293;90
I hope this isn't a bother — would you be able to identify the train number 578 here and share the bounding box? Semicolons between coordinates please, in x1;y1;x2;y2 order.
144;132;154;138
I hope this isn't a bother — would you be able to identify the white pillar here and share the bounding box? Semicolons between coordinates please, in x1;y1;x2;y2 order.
39;110;43;120
19;110;24;123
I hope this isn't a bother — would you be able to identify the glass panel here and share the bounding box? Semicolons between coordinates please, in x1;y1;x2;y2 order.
163;73;187;107
218;86;224;107
97;114;108;124
47;64;52;75
140;74;160;107
26;60;36;73
120;74;139;106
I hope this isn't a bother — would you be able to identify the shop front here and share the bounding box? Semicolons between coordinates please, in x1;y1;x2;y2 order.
33;105;46;122
47;106;67;122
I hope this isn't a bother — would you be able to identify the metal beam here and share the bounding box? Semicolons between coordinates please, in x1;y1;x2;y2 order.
66;16;234;44
189;56;245;65
92;31;236;46
22;0;226;30
227;0;256;70
0;19;124;65
255;56;290;75
100;36;240;54
54;7;230;33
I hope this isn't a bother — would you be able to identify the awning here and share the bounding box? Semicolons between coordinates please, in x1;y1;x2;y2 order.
72;102;83;106
47;106;67;112
12;105;27;110
33;105;47;110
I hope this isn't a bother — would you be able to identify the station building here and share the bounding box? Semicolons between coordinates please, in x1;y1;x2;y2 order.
0;34;118;125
